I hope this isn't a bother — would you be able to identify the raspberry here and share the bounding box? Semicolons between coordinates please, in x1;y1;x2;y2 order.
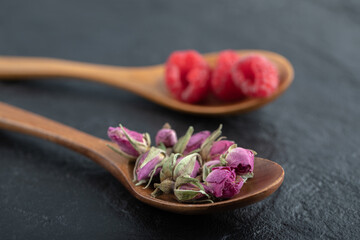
232;55;279;98
210;50;244;101
165;50;210;103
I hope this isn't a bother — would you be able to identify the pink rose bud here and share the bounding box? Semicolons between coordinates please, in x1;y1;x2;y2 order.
107;125;150;159
173;153;201;180
183;130;211;155
205;166;244;199
134;147;166;186
208;140;235;160
225;147;254;175
155;123;178;147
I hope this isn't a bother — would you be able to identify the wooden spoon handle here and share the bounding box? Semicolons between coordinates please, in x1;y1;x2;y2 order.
0;102;125;175
0;56;162;94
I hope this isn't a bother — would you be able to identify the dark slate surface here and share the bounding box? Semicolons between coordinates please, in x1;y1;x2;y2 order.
0;0;359;239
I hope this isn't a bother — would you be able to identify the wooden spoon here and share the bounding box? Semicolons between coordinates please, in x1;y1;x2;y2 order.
0;102;284;214
0;50;294;115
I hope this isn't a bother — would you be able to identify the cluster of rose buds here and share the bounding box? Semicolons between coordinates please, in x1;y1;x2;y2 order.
107;123;255;203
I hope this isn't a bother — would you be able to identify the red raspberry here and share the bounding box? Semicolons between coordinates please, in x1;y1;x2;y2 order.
232;55;279;98
211;50;244;101
165;50;210;103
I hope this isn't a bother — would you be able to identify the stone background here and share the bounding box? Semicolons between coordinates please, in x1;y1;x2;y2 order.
0;1;359;239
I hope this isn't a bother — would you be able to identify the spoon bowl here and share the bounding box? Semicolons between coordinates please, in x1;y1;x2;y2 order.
0;50;294;115
0;102;284;214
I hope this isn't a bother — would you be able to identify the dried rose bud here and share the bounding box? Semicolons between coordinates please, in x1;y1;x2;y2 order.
205;166;244;199
107;125;150;160
183;130;211;155
208;140;235;160
224;147;255;175
133;147;166;186
155;123;178;148
174;176;212;203
173;153;202;180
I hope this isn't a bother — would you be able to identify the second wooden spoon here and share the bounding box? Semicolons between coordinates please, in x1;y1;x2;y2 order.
0;50;294;115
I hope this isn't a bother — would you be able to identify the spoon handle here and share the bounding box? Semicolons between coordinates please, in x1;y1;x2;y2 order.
0;56;162;94
0;102;126;177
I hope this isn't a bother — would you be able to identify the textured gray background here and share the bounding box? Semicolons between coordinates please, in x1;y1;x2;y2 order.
1;0;360;239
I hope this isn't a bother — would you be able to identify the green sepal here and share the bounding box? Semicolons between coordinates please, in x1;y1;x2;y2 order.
202;161;222;181
200;124;223;160
188;148;202;154
240;172;254;183
151;179;175;198
202;166;211;181
174;176;212;203
106;144;136;161
139;147;164;169
216;136;227;141
160;153;180;182
173;126;194;154
174;175;204;189
157;142;166;151
144;132;152;147
219;143;237;165
173;153;202;180
174;189;204;202
135;180;147;186
249;149;257;155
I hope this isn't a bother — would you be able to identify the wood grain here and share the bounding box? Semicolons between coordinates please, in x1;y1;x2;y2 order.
0;50;294;115
0;102;284;214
